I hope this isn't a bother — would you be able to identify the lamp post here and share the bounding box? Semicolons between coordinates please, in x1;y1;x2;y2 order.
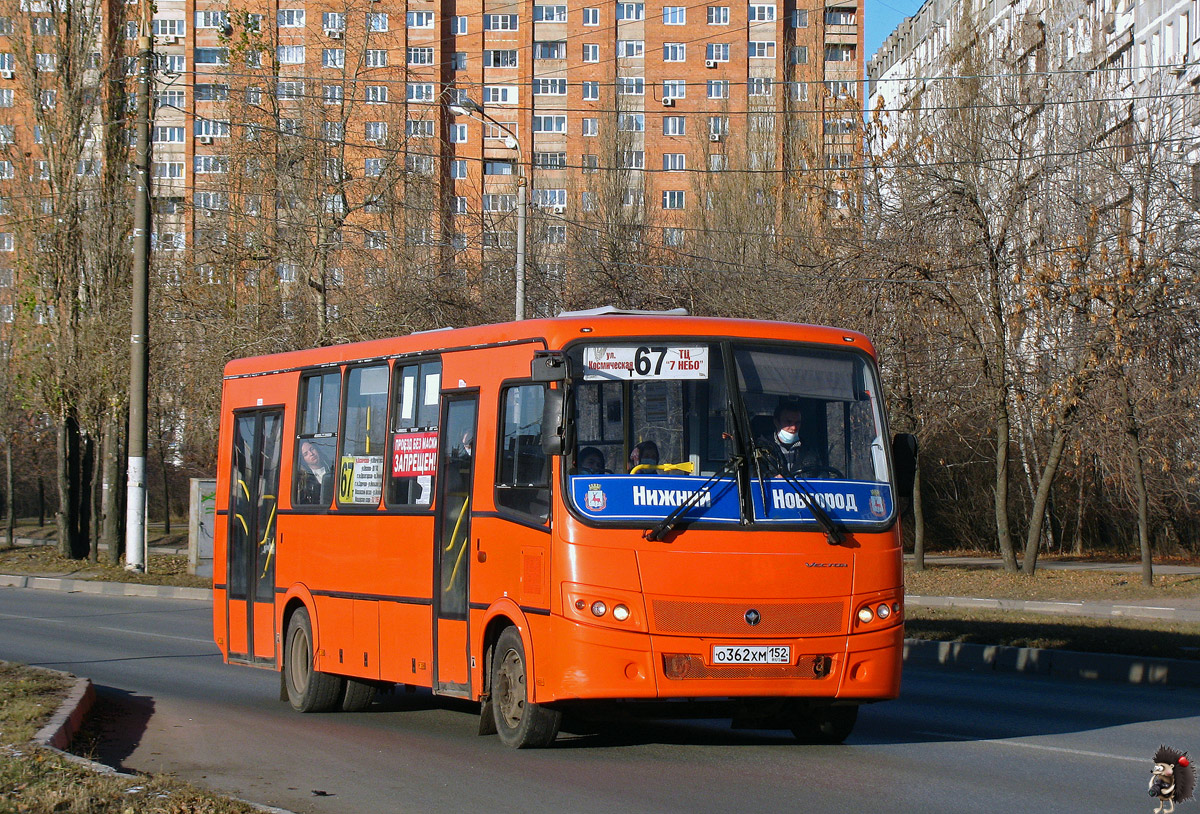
449;96;526;321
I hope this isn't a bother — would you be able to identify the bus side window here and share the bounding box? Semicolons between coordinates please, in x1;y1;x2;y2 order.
387;359;441;507
338;364;389;507
293;371;340;509
496;384;550;523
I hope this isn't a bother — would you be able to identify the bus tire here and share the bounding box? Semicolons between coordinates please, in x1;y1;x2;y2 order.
491;627;561;748
790;704;858;744
341;679;376;712
284;607;344;713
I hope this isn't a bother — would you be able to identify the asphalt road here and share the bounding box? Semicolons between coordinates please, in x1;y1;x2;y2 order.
1;586;1195;814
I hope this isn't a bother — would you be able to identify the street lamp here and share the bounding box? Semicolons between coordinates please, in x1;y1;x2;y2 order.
449;96;526;321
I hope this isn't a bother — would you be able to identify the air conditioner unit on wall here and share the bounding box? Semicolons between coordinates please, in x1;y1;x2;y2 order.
198;135;213;144
325;28;342;38
705;59;717;68
551;204;565;214
662;97;675;106
709;132;721;142
0;70;12;80
161;35;178;44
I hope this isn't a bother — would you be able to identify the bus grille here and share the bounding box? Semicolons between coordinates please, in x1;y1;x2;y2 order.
649;599;845;636
663;654;834;680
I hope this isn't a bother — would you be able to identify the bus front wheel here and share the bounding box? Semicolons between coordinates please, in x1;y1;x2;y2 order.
284;607;344;713
790;704;858;744
491;627;561;748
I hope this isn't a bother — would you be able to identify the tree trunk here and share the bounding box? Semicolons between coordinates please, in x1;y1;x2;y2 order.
994;407;1018;571
161;457;171;535
101;411;123;566
79;433;94;561
1021;423;1071;575
3;435;12;548
1118;376;1153;586
56;416;73;557
912;459;926;571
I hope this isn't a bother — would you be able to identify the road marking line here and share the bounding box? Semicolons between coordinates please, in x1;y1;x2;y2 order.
914;730;1143;763
0;610;211;645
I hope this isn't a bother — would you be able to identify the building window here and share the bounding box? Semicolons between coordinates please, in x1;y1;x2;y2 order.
533;114;567;132
484;14;518;30
790;46;809;65
534;5;568;22
791;9;809;27
534;152;567;168
707;6;729;24
196;10;228;28
453;15;468;33
365;158;385;177
709;154;726;171
485;160;514;175
825;44;855;62
365;49;388;68
323;12;345;31
826;80;857;98
366;85;388;103
661;191;685;209
407;47;434;65
825;7;855;25
706;43;729;61
323;48;344;68
368;12;389;31
707;79;729;98
583;43;599;61
618;113;644;131
617;77;644;95
663;228;684;246
663;153;685;171
365;121;387;141
533;188;567;207
276;46;305;65
580;80;599;100
277;9;305;27
195;47;227;65
583;7;599;25
452;159;468;178
581;154;599;172
534;40;567;59
662;80;686;99
194;155;228;174
749;5;776;21
406;119;435;138
824;118;856;135
621;150;644;169
663;115;685;135
407;10;434;28
663;6;686;24
708;116;728;136
276;80;304;99
618;40;644;57
483;193;517;212
450;123;468;143
664;43;686;61
616;2;645;20
365;231;388;249
486;49;518;67
582;117;598;136
748;41;775;58
407;82;435;102
748;77;773;96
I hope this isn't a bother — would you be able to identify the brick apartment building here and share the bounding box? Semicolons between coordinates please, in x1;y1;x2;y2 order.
0;0;863;326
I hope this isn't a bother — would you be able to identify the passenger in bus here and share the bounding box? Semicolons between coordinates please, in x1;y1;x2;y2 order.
629;440;660;473
759;398;824;476
576;446;607;475
296;440;334;506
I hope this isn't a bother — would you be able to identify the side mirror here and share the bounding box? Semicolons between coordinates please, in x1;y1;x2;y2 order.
541;387;565;455
531;350;569;382
891;433;918;504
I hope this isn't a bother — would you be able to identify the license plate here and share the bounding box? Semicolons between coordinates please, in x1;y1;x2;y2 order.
711;645;792;665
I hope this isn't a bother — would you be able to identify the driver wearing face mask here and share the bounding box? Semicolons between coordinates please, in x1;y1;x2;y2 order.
762;398;823;476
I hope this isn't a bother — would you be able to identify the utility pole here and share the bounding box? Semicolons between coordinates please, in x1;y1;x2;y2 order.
124;11;153;571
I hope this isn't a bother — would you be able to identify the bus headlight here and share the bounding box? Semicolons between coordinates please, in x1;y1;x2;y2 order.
857;606;874;624
590;601;607;617
876;603;891;620
612;604;630;622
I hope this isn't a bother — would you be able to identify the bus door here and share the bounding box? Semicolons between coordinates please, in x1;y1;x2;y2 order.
433;395;477;696
226;409;283;664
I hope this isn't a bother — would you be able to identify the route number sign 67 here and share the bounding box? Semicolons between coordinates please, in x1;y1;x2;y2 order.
583;345;710;381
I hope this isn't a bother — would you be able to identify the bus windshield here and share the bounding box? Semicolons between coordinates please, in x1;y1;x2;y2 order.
566;340;894;529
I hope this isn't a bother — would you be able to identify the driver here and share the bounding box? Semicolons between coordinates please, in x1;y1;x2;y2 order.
759;398;824;476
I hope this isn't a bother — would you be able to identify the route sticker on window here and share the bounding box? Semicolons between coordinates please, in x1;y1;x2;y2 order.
582;345;709;380
339;455;384;504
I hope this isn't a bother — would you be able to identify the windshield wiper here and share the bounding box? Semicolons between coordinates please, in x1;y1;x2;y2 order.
752;445;846;547
644;455;742;542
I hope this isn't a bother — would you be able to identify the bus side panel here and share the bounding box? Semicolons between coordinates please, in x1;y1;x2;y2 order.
379;601;433;685
354;599;380;680
213;588;229;657
313;595;353;674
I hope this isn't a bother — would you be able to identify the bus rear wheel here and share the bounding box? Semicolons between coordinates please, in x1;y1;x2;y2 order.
790;704;858;744
284;607;344;713
491;627;561;748
341;679;376;712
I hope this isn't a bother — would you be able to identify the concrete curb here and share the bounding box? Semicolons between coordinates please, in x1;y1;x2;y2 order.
0;573;211;601
9;661;297;814
903;638;1200;687
908;593;1200;623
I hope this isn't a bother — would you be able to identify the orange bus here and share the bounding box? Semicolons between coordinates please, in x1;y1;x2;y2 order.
213;309;917;747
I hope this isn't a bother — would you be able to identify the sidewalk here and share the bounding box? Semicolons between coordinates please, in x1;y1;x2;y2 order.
909;553;1200;575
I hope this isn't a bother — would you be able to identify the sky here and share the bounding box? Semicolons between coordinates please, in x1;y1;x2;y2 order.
864;0;926;63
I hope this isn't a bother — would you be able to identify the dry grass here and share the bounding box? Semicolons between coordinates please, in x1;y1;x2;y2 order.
905;606;1200;660
0;542;208;590
905;563;1200;602
0;662;259;814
